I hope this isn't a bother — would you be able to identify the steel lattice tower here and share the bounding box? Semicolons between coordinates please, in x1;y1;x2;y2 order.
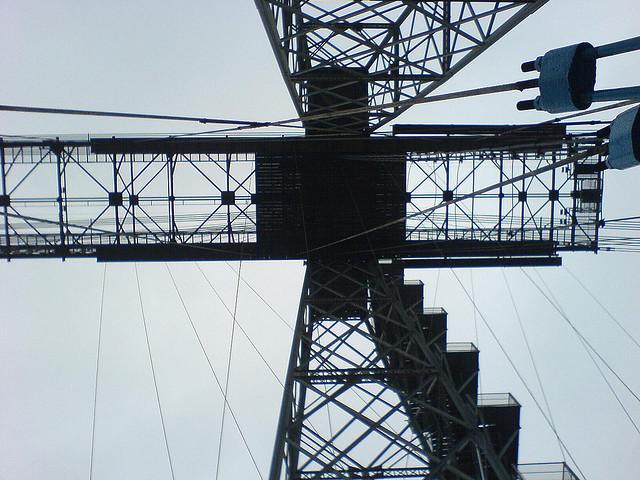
270;260;521;480
1;2;604;479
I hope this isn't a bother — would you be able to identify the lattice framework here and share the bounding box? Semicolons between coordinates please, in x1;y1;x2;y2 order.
254;0;549;133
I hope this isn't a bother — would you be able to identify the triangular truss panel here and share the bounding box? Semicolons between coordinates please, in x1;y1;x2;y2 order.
254;0;548;134
270;261;522;480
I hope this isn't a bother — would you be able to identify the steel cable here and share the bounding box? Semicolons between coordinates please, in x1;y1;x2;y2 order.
196;264;285;387
165;263;263;479
134;263;176;480
501;268;566;463
223;262;293;331
528;269;640;436
214;257;243;480
89;264;107;480
450;269;588;480
0;103;293;128
522;268;640;405
564;266;640;352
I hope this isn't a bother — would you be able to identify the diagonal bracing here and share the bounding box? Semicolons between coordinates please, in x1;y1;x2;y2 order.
270;260;522;480
254;0;549;133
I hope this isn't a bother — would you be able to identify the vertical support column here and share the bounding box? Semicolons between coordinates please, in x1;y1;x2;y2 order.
393;26;401;109
549;151;557;242
226;153;234;243
53;139;67;259
471;153;476;240
445;155;451;239
112;151;121;245
167;154;176;243
498;152;504;243
570;151;578;247
270;261;434;479
0;139;10;259
443;2;452;72
520;157;526;241
593;153;603;248
269;267;310;480
129;153;137;244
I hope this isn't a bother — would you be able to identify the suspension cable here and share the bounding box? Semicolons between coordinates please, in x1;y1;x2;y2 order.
5;88;636;145
166;79;541;138
564;266;640;352
162;91;640;141
6;86;636;144
521;269;640;405
215;258;244;480
470;271;482;392
501;268;566;462
196;264;285;387
165;263;263;479
0;103;298;128
223;262;293;331
432;269;441;307
134;263;176;480
528;269;640;436
550;99;640;124
89;264;107;480
449;269;588;480
578;335;640;436
0;79;534;136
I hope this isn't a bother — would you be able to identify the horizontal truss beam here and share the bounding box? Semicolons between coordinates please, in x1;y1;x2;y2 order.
3;136;568;156
0;131;603;262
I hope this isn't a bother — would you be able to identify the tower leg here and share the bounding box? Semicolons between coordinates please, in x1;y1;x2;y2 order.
270;260;516;480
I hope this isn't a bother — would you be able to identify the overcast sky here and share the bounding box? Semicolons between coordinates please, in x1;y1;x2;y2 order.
1;1;639;479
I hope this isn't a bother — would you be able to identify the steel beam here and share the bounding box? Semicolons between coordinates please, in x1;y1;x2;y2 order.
254;1;549;133
0;133;606;261
270;260;519;479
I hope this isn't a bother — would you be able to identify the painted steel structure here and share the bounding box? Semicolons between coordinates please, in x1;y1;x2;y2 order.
254;0;549;133
271;260;521;480
0;130;603;263
1;1;603;479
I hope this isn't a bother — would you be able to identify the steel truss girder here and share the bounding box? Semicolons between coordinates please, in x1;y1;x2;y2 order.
0;140;257;259
0;134;603;261
405;146;603;252
270;260;518;480
254;0;549;133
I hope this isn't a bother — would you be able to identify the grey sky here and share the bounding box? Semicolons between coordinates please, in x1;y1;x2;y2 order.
1;1;639;479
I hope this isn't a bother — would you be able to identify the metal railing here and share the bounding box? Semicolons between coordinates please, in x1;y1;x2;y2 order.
446;342;478;353
477;393;520;407
423;307;447;316
516;462;581;480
